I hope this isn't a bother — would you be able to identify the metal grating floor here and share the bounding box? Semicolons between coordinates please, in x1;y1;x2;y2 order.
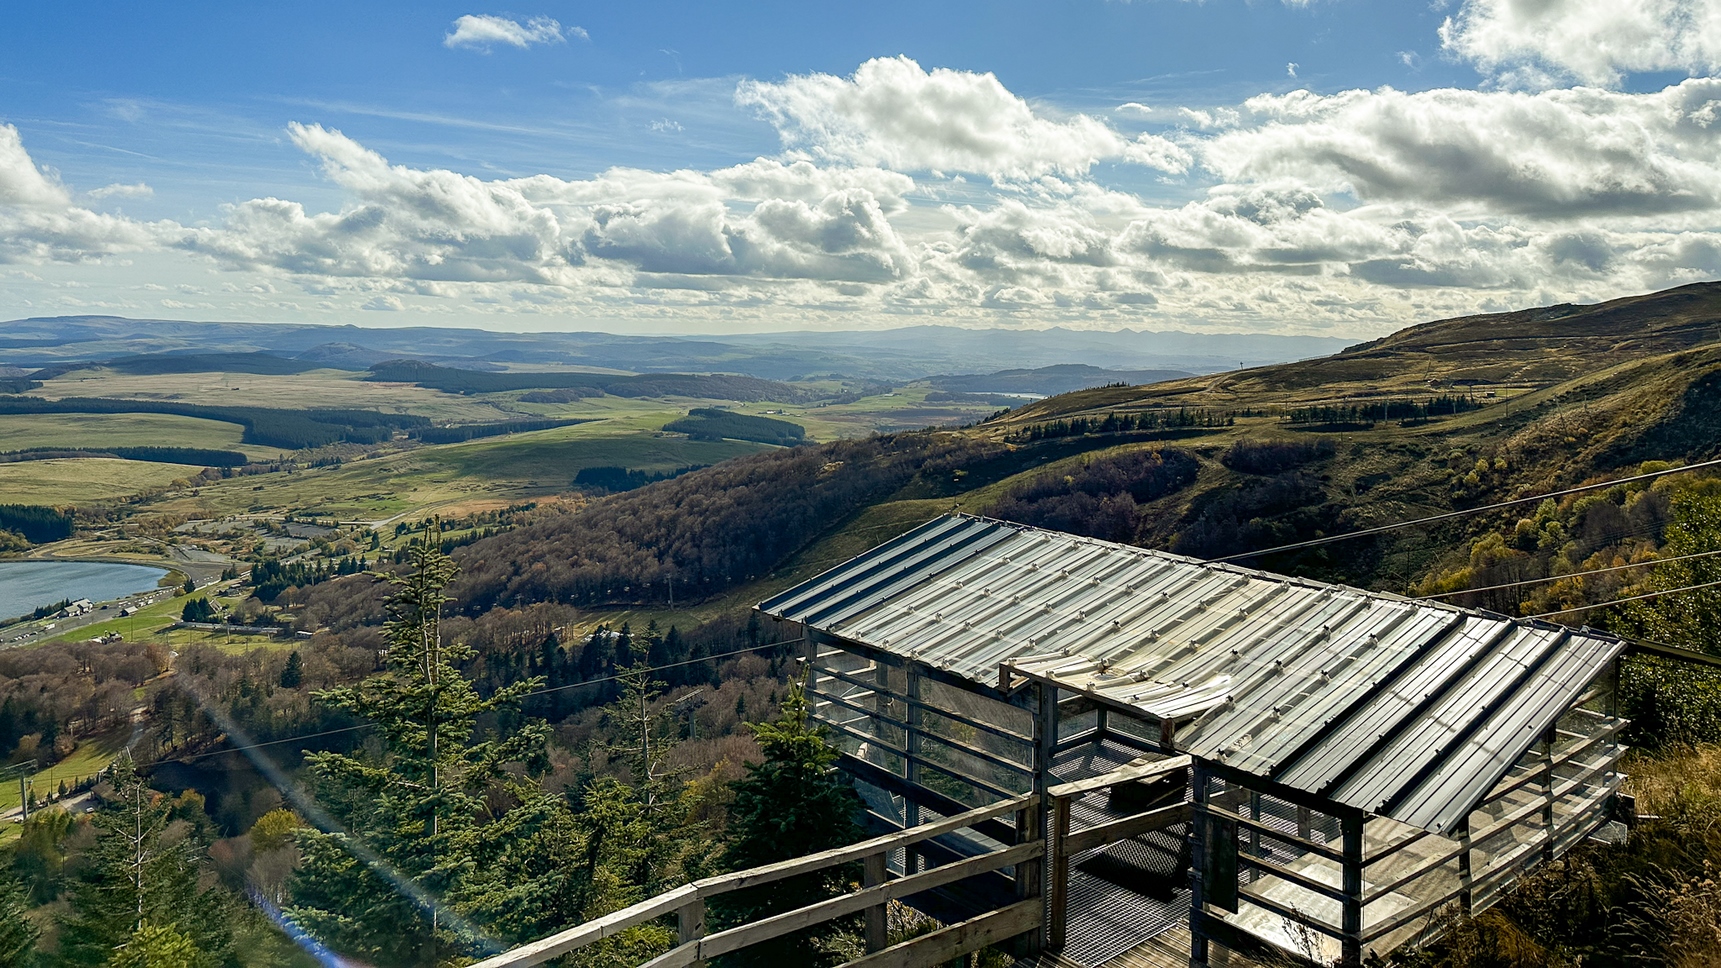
1050;741;1194;967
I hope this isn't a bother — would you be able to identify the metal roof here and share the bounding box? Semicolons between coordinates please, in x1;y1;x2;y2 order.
758;514;1624;834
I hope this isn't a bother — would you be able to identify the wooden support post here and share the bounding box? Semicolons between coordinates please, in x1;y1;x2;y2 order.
1034;682;1058;952
1296;805;1312;841
1048;794;1071;952
1248;791;1262;878
1542;725;1558;866
905;663;924;871
677;897;704;944
1189;760;1211;967
864;851;889;954
1095;706;1108;745
1341;813;1364;968
1457;815;1473;917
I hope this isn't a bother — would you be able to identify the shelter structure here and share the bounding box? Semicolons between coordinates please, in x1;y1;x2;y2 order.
757;514;1630;966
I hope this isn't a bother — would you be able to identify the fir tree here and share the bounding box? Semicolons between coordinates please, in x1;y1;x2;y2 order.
0;870;38;968
57;756;231;968
288;526;552;967
716;674;862;966
279;650;303;689
110;922;200;968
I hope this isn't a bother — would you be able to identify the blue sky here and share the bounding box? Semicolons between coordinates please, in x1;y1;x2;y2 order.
4;1;1721;335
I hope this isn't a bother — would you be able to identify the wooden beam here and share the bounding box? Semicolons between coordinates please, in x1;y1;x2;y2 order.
695;781;1031;896
695;842;1044;959
864;852;888;954
1047;755;1192;799
1063;802;1193;854
834;753;1020;845
1201;802;1346;864
466;884;698;968
1048;794;1071;952
837;900;1042;968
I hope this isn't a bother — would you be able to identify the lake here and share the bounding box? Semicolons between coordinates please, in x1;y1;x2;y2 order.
0;560;170;621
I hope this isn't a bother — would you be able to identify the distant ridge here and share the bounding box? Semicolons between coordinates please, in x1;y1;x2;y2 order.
0;314;1351;382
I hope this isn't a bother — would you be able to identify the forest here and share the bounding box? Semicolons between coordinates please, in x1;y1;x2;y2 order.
0;447;248;468
660;408;805;445
0;397;429;449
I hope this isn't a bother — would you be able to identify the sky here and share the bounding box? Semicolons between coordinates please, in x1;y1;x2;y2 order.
4;0;1721;337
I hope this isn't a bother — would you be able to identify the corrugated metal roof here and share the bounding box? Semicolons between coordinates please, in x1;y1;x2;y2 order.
758;514;1624;834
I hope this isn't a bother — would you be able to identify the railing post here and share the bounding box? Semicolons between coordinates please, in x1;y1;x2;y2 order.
1457;815;1473;917
1189;760;1210;967
1048;793;1071;952
863;851;889;953
1542;725;1557;865
1031;680;1057;953
1341;812;1364;968
678;895;705;965
905;662;923;872
1015;803;1042;956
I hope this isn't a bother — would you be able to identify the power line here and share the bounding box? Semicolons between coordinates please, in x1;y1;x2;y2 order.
1421;547;1721;600
1525;578;1721;619
1215;456;1721;563
154;638;802;765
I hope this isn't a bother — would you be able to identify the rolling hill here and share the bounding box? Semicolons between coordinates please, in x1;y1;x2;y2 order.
452;281;1721;625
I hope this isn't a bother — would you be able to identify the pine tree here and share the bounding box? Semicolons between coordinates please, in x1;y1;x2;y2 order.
279;650;303;689
0;870;39;968
287;526;552;967
57;756;230;968
110;922;200;968
716;674;862;965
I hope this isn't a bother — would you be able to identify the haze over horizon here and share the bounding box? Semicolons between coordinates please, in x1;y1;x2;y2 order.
5;1;1721;338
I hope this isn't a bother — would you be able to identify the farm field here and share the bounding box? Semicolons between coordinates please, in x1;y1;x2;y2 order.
0;727;128;812
34;366;519;423
0;412;280;460
0;456;192;503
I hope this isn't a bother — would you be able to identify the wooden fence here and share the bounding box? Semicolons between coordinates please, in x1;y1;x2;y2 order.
468;756;1196;968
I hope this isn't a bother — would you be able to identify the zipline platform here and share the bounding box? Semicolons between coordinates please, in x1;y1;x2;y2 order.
1020;927;1264;968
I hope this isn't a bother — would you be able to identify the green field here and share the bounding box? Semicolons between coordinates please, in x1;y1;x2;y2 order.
144;418;770;522
0;411;286;461
0;457;193;503
0;728;127;811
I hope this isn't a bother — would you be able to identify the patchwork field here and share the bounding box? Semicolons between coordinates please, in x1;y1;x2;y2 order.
0;412;279;460
0;456;192;503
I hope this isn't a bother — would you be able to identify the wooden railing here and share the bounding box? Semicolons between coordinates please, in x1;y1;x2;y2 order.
468;793;1040;968
469;756;1196;968
1044;756;1193;952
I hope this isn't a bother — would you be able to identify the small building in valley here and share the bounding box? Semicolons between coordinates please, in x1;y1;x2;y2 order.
757;513;1629;966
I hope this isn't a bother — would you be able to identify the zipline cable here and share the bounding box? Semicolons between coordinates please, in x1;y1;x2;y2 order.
1214;456;1721;563
1420;547;1721;600
151;638;801;765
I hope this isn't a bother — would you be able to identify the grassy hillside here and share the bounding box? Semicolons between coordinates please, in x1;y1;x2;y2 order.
452;282;1721;632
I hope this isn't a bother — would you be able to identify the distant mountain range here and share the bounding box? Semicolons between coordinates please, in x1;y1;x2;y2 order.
0;315;1353;383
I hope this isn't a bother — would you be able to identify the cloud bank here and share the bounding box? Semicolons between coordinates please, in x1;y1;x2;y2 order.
8;47;1721;333
1442;0;1721;87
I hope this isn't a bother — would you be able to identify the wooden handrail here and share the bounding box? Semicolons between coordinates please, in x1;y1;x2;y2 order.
468;791;1038;968
1047;754;1191;800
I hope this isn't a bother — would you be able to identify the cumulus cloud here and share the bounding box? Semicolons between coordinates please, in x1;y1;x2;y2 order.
0;124;174;263
737;56;1185;180
1442;0;1721;87
443;14;573;50
1200;82;1721;217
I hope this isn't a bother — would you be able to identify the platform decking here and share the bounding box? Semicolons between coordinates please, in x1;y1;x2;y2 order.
1021;926;1269;968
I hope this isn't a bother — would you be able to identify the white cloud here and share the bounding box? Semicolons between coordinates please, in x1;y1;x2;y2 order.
738;56;1144;181
1200;82;1721;218
1442;0;1721;87
443;14;571;51
88;182;154;200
